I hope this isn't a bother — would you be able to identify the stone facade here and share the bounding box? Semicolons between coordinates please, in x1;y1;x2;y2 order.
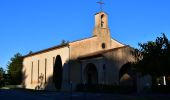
79;46;135;85
22;11;136;91
22;45;70;90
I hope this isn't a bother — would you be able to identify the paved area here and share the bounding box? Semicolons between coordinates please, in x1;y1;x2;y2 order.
1;89;170;100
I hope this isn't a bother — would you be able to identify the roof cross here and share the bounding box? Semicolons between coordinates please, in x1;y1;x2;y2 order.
97;0;104;12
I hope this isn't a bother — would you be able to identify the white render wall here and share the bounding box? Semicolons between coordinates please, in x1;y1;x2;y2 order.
22;46;70;90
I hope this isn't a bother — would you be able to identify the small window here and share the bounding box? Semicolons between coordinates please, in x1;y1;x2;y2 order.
101;43;106;49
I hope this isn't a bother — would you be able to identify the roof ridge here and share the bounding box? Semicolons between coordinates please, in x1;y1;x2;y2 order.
69;36;96;44
23;44;68;58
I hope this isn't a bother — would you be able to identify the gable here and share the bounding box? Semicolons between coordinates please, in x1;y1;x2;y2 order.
111;38;124;48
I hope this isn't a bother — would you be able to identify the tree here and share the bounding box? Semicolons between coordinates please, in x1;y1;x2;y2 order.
0;67;5;87
28;51;33;55
60;40;69;45
53;55;62;91
133;33;170;85
7;53;23;85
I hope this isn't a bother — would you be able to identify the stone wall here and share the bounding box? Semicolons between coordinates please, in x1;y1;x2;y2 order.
69;37;99;59
111;39;124;48
103;46;135;85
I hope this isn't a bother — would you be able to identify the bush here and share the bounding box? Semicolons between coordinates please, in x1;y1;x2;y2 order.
0;80;5;87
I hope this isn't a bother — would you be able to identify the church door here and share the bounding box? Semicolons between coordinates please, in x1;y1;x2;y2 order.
84;63;98;84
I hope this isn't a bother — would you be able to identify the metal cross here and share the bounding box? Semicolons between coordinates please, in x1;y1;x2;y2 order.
97;0;104;12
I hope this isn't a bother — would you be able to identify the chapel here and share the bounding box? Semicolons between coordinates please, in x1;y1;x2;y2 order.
22;10;136;91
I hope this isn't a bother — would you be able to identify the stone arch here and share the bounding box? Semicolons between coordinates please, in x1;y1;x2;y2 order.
84;63;98;84
119;62;134;86
53;55;62;91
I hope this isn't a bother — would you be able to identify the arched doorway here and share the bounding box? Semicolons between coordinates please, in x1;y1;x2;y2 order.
53;55;62;91
119;62;135;86
84;63;98;84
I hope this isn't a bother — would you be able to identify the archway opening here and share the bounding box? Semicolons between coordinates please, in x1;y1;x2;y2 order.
53;55;62;91
84;63;98;85
119;62;135;87
101;14;105;28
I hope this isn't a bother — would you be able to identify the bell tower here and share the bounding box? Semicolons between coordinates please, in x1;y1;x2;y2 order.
94;12;108;29
92;0;111;49
93;12;111;49
93;0;110;37
93;12;110;37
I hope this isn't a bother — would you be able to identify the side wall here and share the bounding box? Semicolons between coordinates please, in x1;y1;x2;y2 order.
22;46;69;90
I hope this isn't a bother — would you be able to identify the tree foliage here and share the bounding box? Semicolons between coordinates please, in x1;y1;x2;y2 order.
60;40;69;45
0;67;5;78
7;53;23;85
133;33;170;77
0;67;5;86
53;55;62;91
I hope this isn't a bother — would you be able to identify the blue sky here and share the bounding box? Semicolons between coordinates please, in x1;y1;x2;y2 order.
0;0;170;69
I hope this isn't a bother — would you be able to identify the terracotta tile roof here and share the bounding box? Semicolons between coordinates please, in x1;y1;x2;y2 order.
23;35;130;59
78;46;129;60
23;43;68;58
23;36;96;58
